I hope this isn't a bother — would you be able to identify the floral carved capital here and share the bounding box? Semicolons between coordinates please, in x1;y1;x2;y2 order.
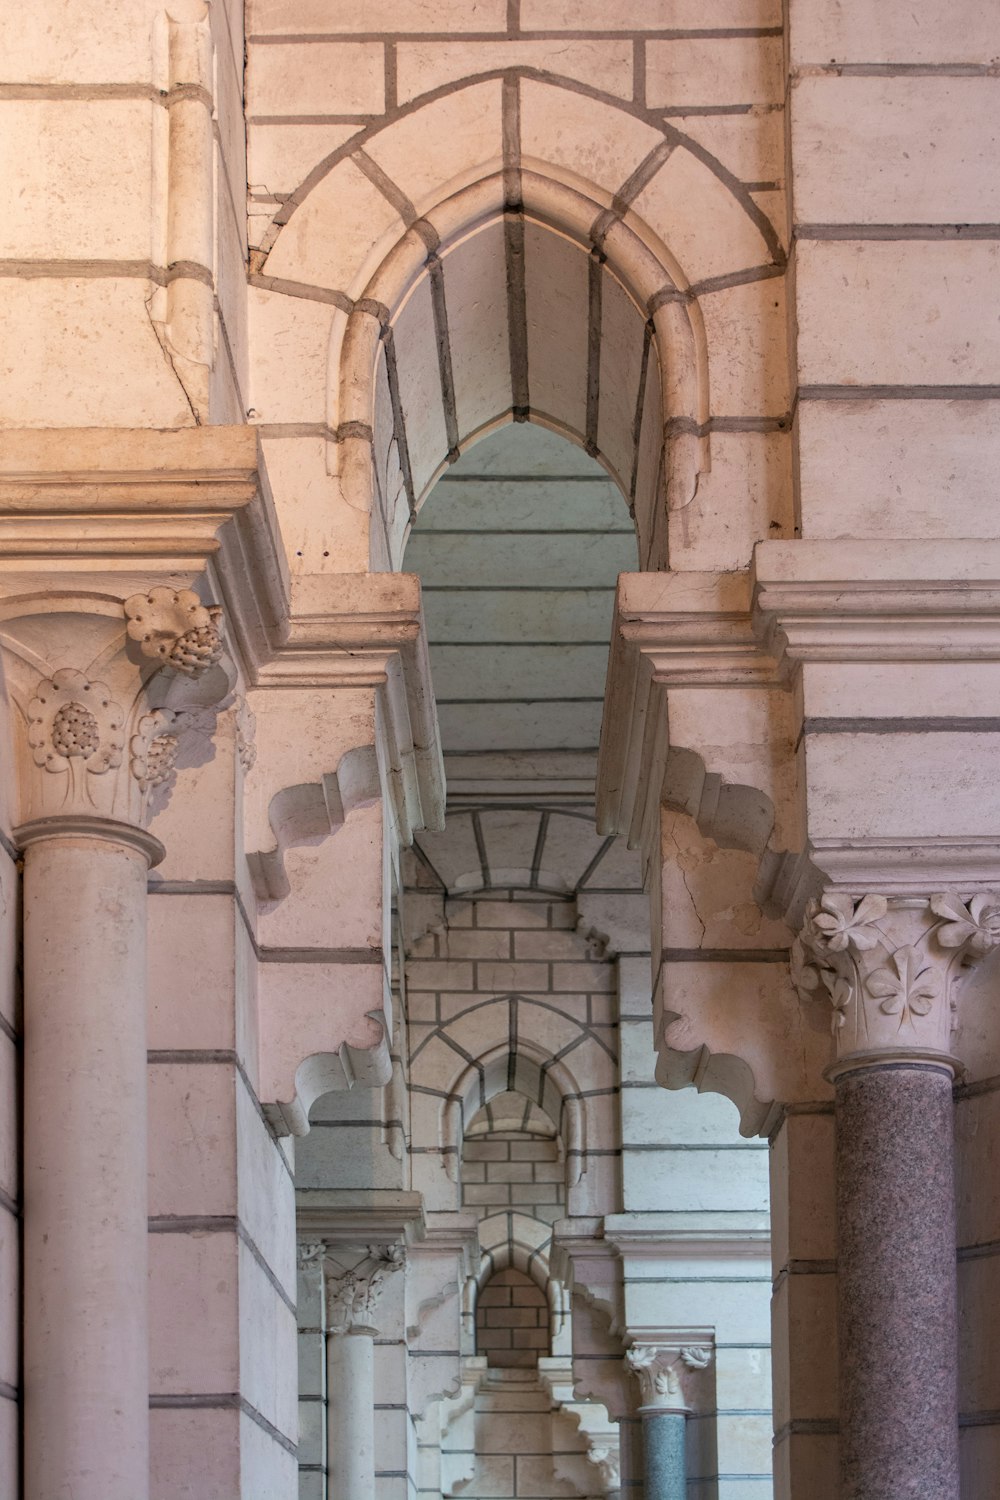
3;589;232;830
625;1341;713;1412
325;1244;405;1335
792;891;1000;1071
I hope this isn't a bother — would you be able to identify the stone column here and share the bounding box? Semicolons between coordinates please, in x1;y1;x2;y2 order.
794;890;1000;1500
20;815;163;1500
0;585;228;1500
324;1245;405;1500
626;1342;712;1500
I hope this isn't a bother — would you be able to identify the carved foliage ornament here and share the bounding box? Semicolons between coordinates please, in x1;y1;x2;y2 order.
22;593;228;817
626;1342;713;1410
325;1244;405;1335
792;891;1000;1062
28;669;124;779
124;586;223;677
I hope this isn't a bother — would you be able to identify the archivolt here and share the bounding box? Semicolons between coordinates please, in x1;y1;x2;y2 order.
257;73;785;572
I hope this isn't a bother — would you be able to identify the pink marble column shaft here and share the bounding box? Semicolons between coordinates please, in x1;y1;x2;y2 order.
836;1062;959;1499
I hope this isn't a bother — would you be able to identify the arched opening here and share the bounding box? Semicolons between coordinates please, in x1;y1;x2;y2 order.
475;1268;549;1369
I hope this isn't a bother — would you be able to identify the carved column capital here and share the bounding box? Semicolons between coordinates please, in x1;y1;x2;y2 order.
792;891;1000;1076
1;587;231;834
323;1243;406;1336
625;1341;713;1413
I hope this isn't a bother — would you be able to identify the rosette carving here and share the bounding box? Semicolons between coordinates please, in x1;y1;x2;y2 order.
28;669;125;779
792;890;1000;1069
124;587;223;677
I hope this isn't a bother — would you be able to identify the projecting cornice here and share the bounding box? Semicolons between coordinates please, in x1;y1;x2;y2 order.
753;540;1000;665
597;541;1000;852
0;427;445;840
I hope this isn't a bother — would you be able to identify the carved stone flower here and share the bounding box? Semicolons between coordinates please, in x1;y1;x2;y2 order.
868;945;942;1023
820;970;853;1031
130;710;180;793
124;587;224;677
931;893;1000;956
789;937;822;1002
808;892;888;954
27;668;124;775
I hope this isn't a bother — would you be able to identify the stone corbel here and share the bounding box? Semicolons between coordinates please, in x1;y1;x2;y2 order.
793;889;1000;1076
406;1214;480;1418
625;1334;714;1414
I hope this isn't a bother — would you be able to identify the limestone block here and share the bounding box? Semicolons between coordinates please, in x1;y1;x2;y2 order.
958;1255;1000;1413
659;827;791;952
365;81;504;217
772;1430;838;1500
249;123;360;197
716;1411;775;1476
150;1407;241;1500
798;661;1000;722
393;275;450;501
715;1345;771;1412
146;715;240;887
788;0;1000;64
670;430;793;571
519;79;664;202
622;1082;749;1147
239;1408;298;1498
961;1426;1000;1498
796;240;1000;386
626;1273;771;1344
441;219;512;442
0;0;163;84
597;270;648;483
797;399;1000;539
248;0;507;30
770;1272;838;1427
522;0;781;23
673;109;786;187
655;959;832;1121
238;1241;299;1440
0;1209;16;1391
147;894;239;1052
0;1035;14;1212
256;960;390;1131
803;731;1000;841
622;1145;769;1212
0;279;197;428
257;813;383;950
236;1078;297;1296
396;41;634;104
700;277;789;415
646;36;784;110
262;156;406;296
261;435;371;572
0;100;153;260
147;1061;237;1218
149;1229;239;1394
665;688;801;848
630;148;773;288
957;1089;1000;1249
249;288;343;427
769;1112;835;1270
248;40;384;116
792;78;1000;225
523;220;591;437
